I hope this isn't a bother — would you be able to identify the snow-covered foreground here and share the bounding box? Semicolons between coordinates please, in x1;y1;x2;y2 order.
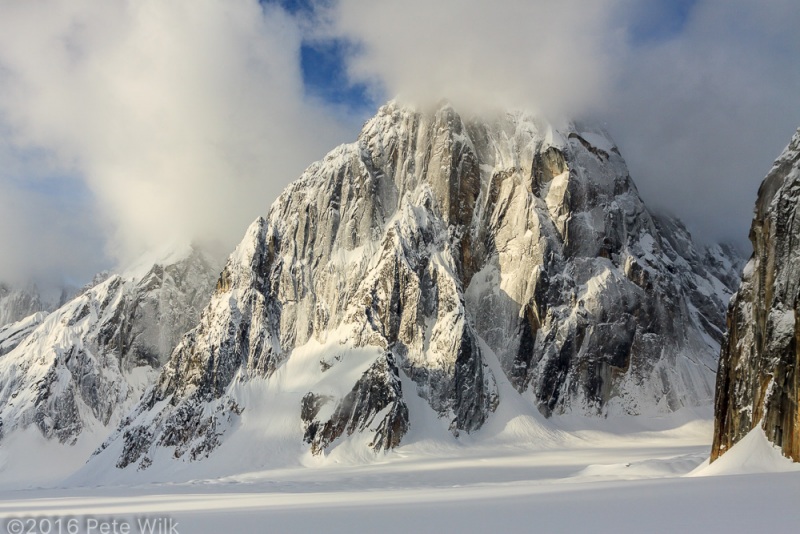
1;413;798;534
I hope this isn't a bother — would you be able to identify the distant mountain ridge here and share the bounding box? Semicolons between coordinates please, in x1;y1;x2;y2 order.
0;246;220;451
0;283;63;329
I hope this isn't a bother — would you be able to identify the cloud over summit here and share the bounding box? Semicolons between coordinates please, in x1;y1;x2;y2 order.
323;0;625;118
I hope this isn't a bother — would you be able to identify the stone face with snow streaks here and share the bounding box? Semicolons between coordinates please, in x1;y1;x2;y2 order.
712;128;800;462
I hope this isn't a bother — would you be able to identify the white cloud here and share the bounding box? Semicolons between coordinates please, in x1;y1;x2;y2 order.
325;0;625;118
325;0;800;247
0;0;354;281
607;0;800;246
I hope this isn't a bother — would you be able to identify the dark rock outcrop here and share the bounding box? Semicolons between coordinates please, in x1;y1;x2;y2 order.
303;354;409;454
712;128;800;462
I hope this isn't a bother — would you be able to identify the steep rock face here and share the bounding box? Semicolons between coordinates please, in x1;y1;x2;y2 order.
101;102;741;469
0;247;219;445
712;128;800;462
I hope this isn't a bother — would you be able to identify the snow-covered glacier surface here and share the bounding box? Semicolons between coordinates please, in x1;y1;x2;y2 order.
2;414;799;534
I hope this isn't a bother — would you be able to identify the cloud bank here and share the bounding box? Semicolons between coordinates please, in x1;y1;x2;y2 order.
324;0;800;248
1;0;798;288
324;0;625;117
0;144;107;287
608;0;800;248
0;0;354;283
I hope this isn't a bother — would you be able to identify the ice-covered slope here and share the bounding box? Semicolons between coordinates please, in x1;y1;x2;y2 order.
712;127;800;462
0;246;220;454
94;102;742;472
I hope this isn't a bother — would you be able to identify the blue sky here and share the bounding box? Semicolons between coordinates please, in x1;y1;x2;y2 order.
275;0;377;115
627;0;696;44
300;40;375;113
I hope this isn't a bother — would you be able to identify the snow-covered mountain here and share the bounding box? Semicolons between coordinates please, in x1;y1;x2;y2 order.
712;127;800;462
0;283;61;329
0;245;220;455
0;312;47;357
86;101;742;472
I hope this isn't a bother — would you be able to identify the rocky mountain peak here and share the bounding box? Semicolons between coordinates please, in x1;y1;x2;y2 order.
89;102;742;472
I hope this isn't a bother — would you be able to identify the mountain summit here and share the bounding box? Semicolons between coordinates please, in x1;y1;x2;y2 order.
90;101;741;472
